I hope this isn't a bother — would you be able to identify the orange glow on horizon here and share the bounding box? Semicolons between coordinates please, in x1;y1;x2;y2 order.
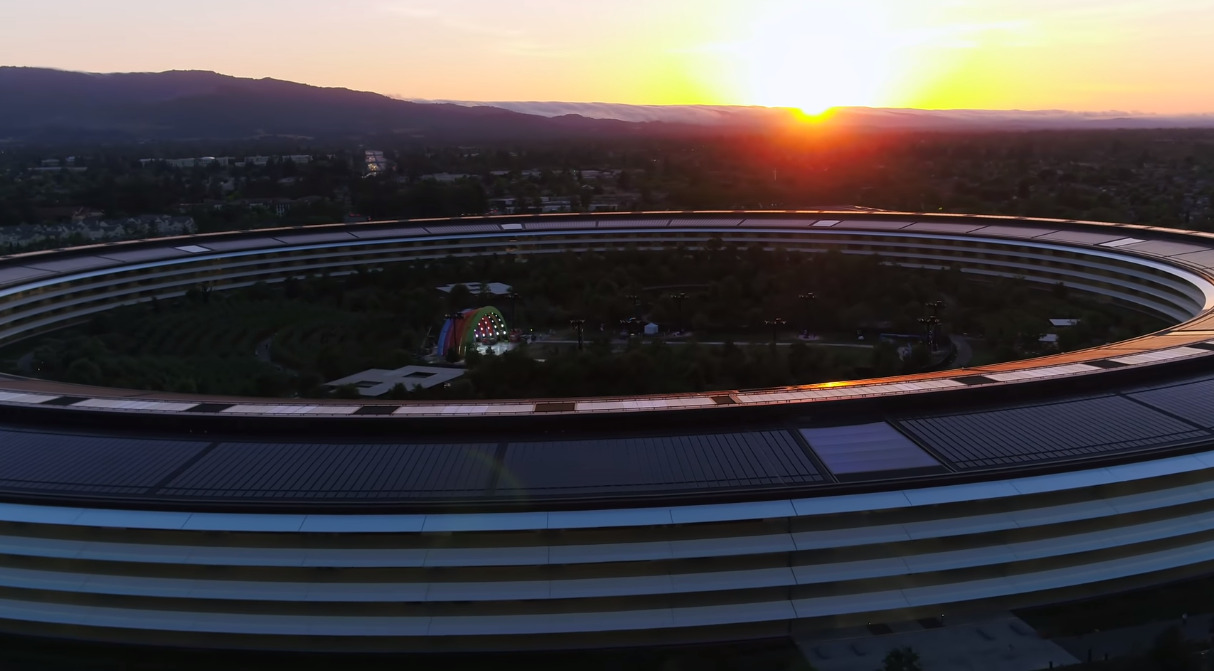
0;0;1212;114
677;0;1214;115
689;0;944;114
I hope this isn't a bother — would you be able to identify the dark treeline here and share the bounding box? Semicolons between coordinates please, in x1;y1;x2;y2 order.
2;128;1213;234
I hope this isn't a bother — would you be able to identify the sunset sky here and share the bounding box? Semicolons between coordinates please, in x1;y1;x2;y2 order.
1;0;1212;114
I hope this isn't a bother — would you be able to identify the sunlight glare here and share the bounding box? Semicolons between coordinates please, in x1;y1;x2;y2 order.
733;0;903;114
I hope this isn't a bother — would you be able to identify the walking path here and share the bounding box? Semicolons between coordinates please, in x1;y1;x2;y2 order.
15;350;34;375
795;609;1213;671
951;334;975;367
796;613;1078;671
253;335;294;374
1052;612;1211;665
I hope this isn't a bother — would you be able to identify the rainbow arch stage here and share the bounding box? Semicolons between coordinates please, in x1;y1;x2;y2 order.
436;305;508;359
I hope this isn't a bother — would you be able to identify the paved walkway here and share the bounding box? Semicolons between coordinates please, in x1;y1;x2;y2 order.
796;614;1078;671
1052;613;1210;664
254;335;294;374
951;335;975;367
795;611;1214;671
15;350;35;375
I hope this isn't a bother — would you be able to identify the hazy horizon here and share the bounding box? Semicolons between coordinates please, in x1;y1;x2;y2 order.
2;0;1213;114
11;65;1214;120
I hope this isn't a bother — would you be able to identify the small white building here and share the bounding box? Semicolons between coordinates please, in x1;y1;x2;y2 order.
324;365;466;397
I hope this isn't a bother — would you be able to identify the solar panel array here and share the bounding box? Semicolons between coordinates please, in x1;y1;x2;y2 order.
0;426;824;502
1130;377;1214;428
897;395;1208;470
498;431;822;496
0;427;208;495
159;442;499;499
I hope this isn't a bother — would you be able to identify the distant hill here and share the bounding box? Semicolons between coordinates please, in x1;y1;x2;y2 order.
410;99;805;127
3;67;1213;142
0;67;646;141
424;99;1214;131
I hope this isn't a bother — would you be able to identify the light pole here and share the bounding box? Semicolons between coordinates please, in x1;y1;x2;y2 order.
443;311;464;358
506;291;521;327
798;292;816;339
671;292;687;334
918;315;941;351
626;294;640;321
619;317;641;338
569;318;586;351
923;301;945;350
763;317;787;346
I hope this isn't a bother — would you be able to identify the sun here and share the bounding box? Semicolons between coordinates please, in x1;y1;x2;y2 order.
731;0;903;114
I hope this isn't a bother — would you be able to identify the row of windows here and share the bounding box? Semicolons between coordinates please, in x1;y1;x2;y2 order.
0;270;1188;348
0;249;1194;322
0;235;1202;341
6;231;1188;301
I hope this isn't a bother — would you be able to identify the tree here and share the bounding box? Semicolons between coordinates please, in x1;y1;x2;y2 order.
332;384;361;400
386;382;410;400
1150;626;1194;671
902;343;932;373
448;284;472;310
878;646;922;671
870;341;902;377
463;346;483;368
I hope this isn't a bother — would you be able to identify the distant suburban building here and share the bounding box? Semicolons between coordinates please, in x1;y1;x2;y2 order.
421;173;475;183
488;197;519;214
364;150;390;175
540;197;574;213
0;214;194;250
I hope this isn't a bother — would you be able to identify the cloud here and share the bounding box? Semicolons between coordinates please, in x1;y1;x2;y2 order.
891;19;1036;50
380;2;438;19
380;1;520;34
496;40;571;58
381;1;553;53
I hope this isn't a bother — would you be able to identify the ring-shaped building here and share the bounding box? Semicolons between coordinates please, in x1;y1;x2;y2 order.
0;212;1212;652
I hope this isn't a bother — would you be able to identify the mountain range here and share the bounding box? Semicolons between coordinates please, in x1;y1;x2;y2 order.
414;98;1214;131
2;67;1213;142
0;67;643;142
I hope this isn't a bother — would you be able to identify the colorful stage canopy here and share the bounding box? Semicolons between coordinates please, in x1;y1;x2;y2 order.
437;306;508;358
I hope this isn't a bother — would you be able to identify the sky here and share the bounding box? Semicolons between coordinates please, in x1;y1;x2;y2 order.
1;0;1212;114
